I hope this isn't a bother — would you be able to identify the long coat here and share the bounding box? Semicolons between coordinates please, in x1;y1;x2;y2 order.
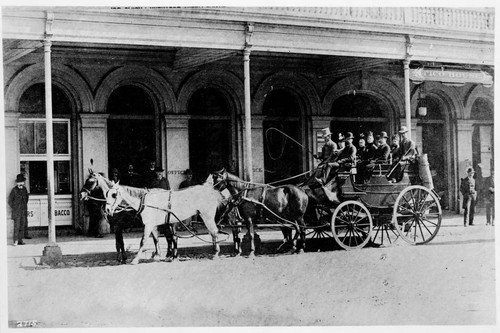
8;186;29;219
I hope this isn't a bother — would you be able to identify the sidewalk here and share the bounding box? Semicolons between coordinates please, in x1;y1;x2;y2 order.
6;211;494;267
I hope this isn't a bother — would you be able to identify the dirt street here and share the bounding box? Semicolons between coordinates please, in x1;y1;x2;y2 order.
4;214;497;330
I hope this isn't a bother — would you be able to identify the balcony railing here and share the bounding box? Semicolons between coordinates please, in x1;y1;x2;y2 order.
233;7;495;33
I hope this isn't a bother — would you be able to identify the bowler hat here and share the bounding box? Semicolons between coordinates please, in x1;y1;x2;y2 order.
399;126;409;134
466;167;475;174
15;173;26;182
344;132;354;140
338;133;345;141
380;131;388;138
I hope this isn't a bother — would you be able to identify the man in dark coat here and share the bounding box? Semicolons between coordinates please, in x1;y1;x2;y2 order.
143;160;158;188
150;167;170;190
484;170;495;226
460;167;478;227
323;132;357;184
387;126;416;181
179;169;196;189
8;174;29;245
121;164;142;187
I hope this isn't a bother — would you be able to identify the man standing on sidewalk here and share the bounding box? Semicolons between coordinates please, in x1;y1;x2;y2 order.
484;170;495;226
8;174;29;245
460;167;478;227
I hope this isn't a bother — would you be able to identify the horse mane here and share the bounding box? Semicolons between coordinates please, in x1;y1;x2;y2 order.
120;185;150;198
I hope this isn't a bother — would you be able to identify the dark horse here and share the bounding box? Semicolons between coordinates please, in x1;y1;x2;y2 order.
79;172;165;263
212;168;309;256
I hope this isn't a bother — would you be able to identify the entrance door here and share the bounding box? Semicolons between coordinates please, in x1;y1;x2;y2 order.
421;123;447;207
107;119;155;177
263;120;301;184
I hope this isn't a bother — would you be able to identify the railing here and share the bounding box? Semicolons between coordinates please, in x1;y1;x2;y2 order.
237;7;495;33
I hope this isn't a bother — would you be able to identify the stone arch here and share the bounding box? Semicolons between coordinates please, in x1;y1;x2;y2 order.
177;69;243;115
322;75;404;131
94;66;176;114
253;71;320;116
463;84;494;120
5;63;93;113
411;82;463;121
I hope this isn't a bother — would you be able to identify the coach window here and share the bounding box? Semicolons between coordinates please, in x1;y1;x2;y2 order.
18;83;72;195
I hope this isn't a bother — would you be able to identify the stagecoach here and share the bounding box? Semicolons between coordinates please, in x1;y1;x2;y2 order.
304;156;442;250
213;153;442;253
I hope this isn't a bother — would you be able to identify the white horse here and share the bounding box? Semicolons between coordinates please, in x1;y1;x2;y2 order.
103;177;225;264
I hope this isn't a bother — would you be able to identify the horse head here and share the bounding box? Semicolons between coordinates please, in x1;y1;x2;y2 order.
104;181;122;217
212;168;228;191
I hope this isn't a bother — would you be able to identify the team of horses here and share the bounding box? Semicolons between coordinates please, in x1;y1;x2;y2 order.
80;166;313;264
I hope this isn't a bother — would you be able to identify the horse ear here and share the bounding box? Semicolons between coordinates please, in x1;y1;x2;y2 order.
90;158;94;166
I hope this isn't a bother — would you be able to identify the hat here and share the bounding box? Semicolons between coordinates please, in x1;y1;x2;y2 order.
15;173;26;182
399;126;409;134
127;164;134;171
111;168;119;174
321;127;332;136
466;167;475;174
380;131;388;138
365;131;374;137
344;132;354;141
154;167;164;172
184;169;193;175
338;133;345;141
359;133;365;139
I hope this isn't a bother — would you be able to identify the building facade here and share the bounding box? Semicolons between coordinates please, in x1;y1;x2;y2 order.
2;7;494;234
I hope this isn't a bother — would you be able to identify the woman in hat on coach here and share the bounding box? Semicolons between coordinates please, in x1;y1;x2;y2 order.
8;173;29;246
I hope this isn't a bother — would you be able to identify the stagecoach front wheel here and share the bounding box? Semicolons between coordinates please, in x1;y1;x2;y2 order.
331;200;373;250
392;185;442;245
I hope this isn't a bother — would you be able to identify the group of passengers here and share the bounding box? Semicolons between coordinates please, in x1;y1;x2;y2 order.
312;125;416;186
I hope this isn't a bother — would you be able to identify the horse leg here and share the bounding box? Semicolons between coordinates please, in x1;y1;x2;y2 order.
232;227;242;256
131;224;153;265
151;227;161;261
170;224;178;261
115;224;126;264
247;217;255;258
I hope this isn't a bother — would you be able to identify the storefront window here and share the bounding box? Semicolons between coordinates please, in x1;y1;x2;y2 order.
19;119;71;195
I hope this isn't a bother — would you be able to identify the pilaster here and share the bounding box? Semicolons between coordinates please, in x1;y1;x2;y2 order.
79;113;109;178
164;115;190;188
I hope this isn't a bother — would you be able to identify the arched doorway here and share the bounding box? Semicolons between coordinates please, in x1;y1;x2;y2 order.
263;89;302;184
106;85;156;179
188;87;232;183
330;94;388;141
417;96;449;209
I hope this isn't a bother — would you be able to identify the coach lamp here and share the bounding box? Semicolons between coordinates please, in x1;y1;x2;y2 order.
417;83;427;117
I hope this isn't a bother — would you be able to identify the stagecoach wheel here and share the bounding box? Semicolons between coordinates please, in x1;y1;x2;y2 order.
306;205;333;239
331;200;373;250
392;185;442;245
371;219;400;246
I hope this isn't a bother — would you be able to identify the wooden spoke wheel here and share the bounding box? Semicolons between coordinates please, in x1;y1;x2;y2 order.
392;185;442;245
371;219;400;246
306;205;333;239
331;200;373;250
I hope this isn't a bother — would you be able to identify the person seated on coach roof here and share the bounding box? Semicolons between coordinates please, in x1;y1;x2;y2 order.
390;134;400;162
323;132;357;185
313;127;337;163
386;126;417;182
363;131;391;181
336;133;346;152
364;131;378;161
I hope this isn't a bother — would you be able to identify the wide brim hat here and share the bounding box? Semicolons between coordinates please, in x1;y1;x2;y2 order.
321;127;332;136
15;173;26;182
398;126;409;134
380;131;388;138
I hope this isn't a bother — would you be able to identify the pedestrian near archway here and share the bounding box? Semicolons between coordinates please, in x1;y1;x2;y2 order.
8;174;29;245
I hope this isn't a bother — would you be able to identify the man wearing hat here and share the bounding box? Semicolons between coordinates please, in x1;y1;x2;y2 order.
179;169;195;189
373;131;391;163
323;132;357;184
314;127;338;163
150;166;170;190
460;167;478;226
386;126;417;181
8;174;29;245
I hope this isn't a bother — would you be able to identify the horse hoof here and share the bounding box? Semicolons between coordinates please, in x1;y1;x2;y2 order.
247;252;255;259
130;260;139;265
296;248;305;255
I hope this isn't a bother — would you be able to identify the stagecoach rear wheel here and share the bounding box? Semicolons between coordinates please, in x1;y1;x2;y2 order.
331;200;373;250
371;219;400;247
392;185;442;245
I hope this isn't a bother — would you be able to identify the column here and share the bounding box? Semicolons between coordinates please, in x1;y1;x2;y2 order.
41;37;62;265
243;48;253;182
403;59;412;140
164;115;190;189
